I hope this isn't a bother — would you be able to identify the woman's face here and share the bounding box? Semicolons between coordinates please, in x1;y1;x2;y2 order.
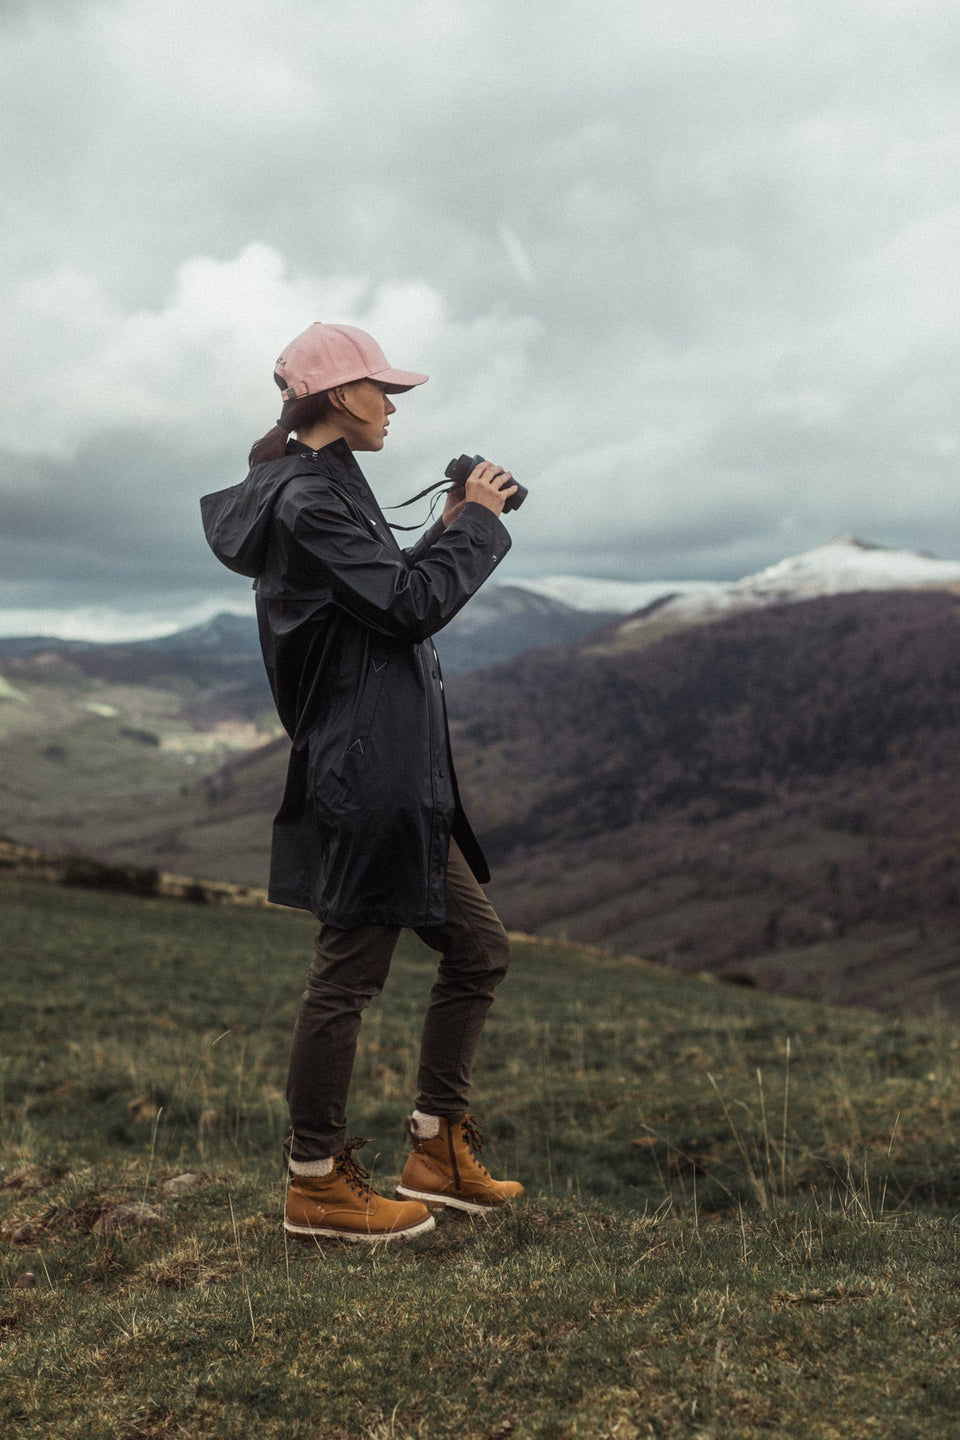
335;379;397;452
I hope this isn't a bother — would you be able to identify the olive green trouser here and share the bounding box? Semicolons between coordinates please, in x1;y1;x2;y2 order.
285;841;511;1163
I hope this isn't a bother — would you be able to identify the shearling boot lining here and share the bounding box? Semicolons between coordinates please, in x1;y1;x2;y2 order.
410;1110;441;1139
288;1155;335;1177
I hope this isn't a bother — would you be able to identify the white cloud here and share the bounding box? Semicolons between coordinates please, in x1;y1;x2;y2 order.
0;596;254;644
0;246;541;467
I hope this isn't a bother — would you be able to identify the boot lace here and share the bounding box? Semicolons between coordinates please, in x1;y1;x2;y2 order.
335;1137;374;1203
461;1115;491;1177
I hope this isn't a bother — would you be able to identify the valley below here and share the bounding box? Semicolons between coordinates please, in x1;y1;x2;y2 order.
2;551;960;1021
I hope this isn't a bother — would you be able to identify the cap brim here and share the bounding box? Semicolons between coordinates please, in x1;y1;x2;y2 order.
372;367;429;393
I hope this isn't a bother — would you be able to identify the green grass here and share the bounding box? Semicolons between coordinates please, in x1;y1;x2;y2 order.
2;876;960;1438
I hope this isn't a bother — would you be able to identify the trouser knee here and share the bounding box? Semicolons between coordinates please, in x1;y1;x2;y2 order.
484;923;511;990
439;920;510;996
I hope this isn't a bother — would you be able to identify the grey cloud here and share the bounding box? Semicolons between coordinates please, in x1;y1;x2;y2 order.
0;435;223;592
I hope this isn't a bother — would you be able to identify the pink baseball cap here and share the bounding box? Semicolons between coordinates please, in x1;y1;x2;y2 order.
274;322;428;400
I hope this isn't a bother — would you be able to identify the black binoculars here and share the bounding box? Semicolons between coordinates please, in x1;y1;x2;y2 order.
444;454;527;513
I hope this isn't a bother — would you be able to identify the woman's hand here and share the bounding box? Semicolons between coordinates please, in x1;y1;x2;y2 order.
443;460;516;524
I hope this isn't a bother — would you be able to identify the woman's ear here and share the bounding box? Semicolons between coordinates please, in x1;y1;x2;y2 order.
330;383;378;423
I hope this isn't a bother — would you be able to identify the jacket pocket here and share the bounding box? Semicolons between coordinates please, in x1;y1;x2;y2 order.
346;648;390;757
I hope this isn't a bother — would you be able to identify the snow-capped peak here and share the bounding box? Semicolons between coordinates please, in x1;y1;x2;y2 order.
730;537;960;597
619;537;960;631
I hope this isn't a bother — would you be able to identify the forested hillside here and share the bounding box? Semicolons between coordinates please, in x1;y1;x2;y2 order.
448;590;960;1010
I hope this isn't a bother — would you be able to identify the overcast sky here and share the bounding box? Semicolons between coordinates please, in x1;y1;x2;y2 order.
2;0;960;638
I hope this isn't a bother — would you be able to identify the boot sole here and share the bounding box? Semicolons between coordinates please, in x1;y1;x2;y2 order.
395;1184;501;1216
283;1213;436;1244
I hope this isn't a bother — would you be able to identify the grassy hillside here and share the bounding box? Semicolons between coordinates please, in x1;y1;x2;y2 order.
2;877;960;1437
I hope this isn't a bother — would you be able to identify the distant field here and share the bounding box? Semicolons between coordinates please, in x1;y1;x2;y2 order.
0;669;277;860
3;876;960;1438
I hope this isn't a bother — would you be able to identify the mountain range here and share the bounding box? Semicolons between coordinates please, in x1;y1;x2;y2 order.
0;585;616;688
3;535;957;681
2;536;959;1017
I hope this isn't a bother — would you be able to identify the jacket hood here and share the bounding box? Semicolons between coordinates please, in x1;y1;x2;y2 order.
200;455;315;579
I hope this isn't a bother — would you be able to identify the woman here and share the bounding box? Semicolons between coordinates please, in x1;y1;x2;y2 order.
201;321;524;1242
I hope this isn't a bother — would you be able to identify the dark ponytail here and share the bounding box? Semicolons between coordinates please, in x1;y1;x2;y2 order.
247;382;333;468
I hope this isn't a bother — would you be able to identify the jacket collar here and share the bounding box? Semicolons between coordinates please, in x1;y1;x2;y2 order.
286;436;367;493
285;438;400;554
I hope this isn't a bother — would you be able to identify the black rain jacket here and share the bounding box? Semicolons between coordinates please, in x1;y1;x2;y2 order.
200;438;510;927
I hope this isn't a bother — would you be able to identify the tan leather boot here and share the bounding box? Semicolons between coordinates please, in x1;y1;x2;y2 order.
285;1138;435;1243
397;1114;524;1214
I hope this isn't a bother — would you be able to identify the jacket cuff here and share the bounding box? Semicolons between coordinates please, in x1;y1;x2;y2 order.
450;502;512;563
